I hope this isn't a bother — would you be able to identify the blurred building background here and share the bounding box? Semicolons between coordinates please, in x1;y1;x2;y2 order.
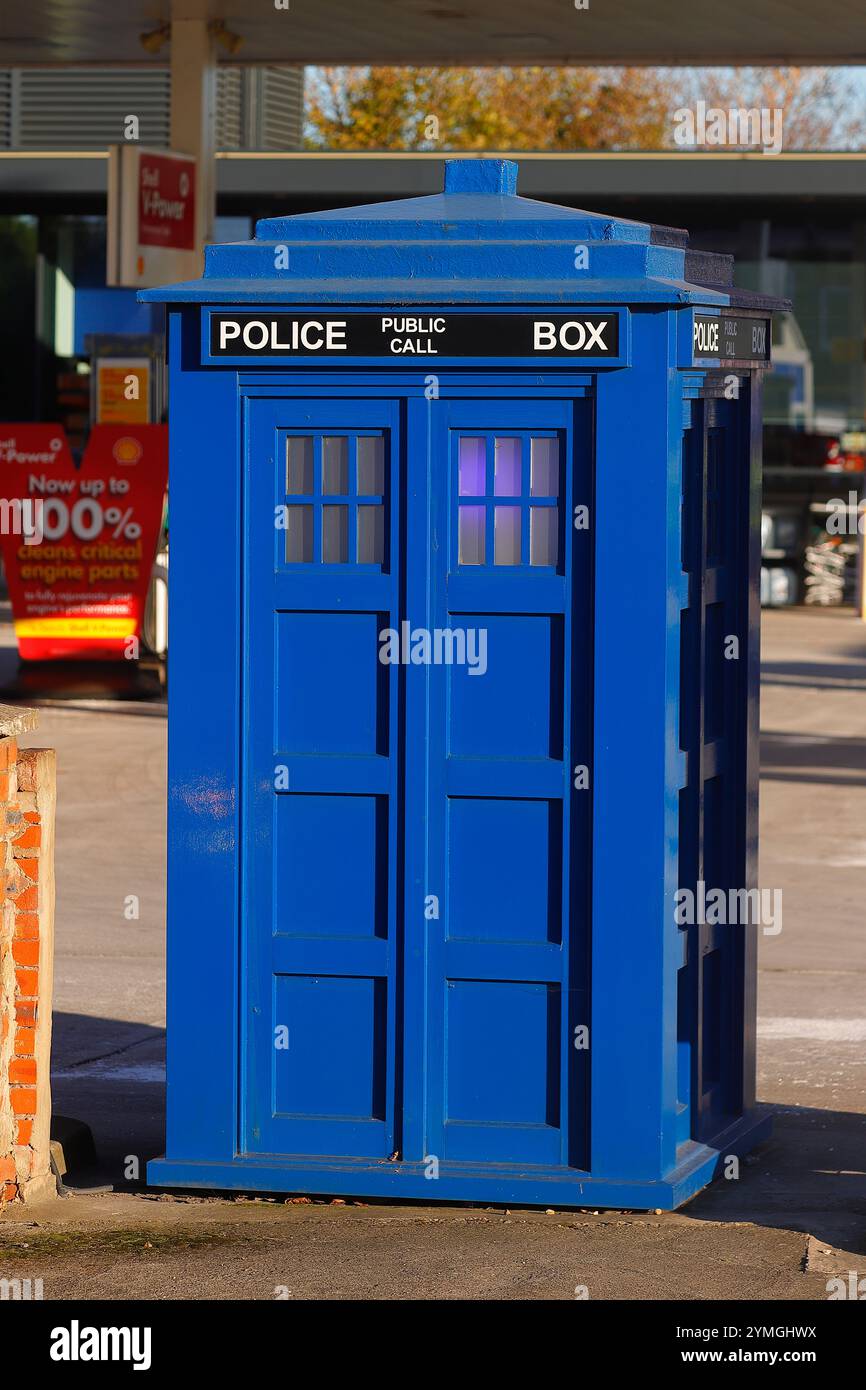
1;61;865;606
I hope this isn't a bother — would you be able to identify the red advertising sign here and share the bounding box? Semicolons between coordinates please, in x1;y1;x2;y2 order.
138;151;195;251
0;424;167;661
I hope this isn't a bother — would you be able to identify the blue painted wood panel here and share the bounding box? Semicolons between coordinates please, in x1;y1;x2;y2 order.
421;398;589;1169
244;398;402;1159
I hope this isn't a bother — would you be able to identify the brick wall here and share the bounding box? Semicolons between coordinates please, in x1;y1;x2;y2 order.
0;709;56;1205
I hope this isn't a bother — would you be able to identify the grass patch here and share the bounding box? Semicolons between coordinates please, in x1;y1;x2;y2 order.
0;1227;236;1259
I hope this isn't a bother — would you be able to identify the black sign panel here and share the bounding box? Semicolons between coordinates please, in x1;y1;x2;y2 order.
693;313;770;363
208;311;620;359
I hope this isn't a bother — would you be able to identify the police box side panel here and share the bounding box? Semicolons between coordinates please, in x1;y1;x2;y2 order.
162;306;243;1164
199;306;631;370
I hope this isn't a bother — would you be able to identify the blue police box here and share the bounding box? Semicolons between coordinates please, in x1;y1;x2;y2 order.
142;158;785;1209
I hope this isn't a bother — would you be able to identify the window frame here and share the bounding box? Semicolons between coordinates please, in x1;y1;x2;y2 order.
280;429;388;570
453;428;563;573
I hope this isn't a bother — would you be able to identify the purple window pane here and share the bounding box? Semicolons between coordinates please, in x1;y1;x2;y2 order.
458;437;486;496
494;438;522;496
494;506;521;565
530;507;558;566
530;438;559;497
458;505;486;564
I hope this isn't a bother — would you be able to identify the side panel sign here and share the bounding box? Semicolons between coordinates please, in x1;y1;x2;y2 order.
693;313;770;364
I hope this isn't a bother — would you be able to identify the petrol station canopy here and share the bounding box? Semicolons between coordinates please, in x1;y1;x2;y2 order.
2;0;862;66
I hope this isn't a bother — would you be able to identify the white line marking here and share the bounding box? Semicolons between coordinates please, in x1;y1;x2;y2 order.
758;1018;866;1042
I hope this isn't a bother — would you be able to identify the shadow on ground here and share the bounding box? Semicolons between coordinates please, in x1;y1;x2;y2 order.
760;728;866;785
50;1013;165;1192
48;1011;866;1263
684;1107;866;1256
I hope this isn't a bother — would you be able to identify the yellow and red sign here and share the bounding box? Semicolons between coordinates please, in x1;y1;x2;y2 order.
0;424;167;661
95;359;151;425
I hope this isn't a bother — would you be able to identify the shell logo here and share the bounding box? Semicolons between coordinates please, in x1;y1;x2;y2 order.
112;436;143;465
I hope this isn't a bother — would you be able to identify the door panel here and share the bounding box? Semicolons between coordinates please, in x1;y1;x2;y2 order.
244;398;402;1158
422;400;588;1168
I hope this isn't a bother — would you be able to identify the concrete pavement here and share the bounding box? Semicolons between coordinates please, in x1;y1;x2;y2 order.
0;607;864;1299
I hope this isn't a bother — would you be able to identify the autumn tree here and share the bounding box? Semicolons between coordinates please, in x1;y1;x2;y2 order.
305;66;671;151
305;65;866;152
674;68;866;151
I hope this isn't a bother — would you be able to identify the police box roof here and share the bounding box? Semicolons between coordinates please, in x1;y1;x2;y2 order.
139;157;789;312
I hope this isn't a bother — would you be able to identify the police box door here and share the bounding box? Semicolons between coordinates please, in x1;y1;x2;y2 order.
244;396;403;1159
408;397;588;1172
243;391;589;1169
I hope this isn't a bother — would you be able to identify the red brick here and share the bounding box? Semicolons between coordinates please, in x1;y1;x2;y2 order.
15;1119;33;1146
12;824;41;850
0;739;18;771
10;1057;36;1085
22;811;40;824
12;938;38;968
10;1087;36;1116
0;1157;16;1183
0;773;9;800
1;1182;19;1203
10;885;37;911
15;858;38;881
14;1026;35;1056
13;912;39;940
15;755;37;793
15;967;38;997
15;1002;36;1024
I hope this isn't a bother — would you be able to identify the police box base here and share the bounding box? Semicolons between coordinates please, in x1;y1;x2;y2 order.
148;1108;772;1212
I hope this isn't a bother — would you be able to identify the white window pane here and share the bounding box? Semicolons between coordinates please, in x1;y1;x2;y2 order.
285;505;313;563
322;437;348;494
322;505;348;562
530;506;558;566
286;437;313;494
357;436;385;495
357;505;384;564
494;438;521;496
530;437;559;497
458;437;486;496
494;506;521;565
459;505;486;564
